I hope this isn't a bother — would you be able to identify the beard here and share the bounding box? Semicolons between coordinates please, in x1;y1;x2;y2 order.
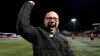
48;22;56;28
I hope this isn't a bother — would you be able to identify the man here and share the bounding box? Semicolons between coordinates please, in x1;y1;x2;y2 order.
16;1;75;56
72;34;75;40
90;32;94;44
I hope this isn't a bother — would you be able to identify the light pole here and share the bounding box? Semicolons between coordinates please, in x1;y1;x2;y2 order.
71;19;76;33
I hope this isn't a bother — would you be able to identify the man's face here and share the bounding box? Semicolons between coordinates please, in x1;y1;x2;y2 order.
44;11;59;33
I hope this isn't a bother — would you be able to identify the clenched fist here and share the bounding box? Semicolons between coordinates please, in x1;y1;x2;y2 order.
28;1;35;5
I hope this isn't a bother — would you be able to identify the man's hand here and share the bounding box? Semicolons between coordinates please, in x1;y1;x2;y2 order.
28;1;35;5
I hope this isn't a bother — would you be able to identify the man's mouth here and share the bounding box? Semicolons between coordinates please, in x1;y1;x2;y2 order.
48;22;56;28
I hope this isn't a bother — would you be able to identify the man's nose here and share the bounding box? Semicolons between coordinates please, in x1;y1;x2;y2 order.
50;18;55;22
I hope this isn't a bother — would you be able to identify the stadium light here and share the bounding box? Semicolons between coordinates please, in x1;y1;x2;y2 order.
71;18;76;33
71;19;76;22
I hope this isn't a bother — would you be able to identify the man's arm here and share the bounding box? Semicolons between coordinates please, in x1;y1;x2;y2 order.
67;42;75;56
16;1;38;43
59;34;75;56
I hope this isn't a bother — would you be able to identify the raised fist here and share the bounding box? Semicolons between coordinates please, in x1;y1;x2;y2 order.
28;1;35;5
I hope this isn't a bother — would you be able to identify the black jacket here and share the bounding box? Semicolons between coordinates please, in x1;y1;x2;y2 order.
16;1;75;56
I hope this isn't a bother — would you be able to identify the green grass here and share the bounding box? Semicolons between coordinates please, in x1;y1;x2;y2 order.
0;38;32;56
0;37;100;56
67;37;100;56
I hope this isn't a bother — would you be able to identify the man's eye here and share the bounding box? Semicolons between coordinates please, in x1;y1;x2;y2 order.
53;18;57;20
46;17;51;19
46;17;58;21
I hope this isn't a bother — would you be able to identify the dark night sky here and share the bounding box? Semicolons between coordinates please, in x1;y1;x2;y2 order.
0;0;99;33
